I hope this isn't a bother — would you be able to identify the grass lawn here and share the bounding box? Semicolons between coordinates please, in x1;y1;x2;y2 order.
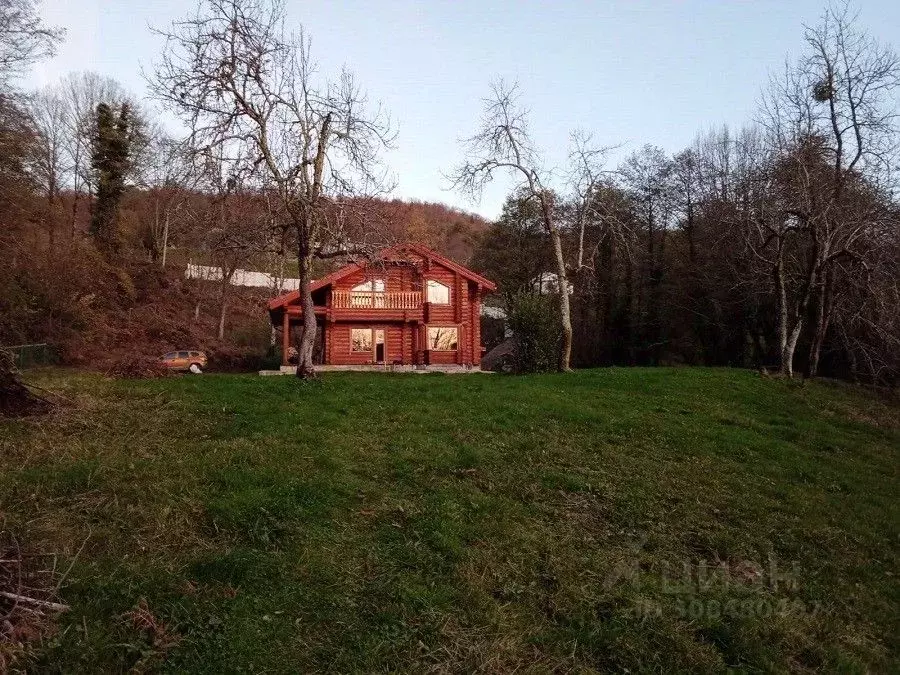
2;368;898;672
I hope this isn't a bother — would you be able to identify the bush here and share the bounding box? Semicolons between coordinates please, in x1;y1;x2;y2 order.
106;354;172;379
506;292;561;373
206;345;267;373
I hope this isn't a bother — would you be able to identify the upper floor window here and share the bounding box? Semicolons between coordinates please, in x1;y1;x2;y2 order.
426;279;450;304
349;279;385;307
352;279;385;293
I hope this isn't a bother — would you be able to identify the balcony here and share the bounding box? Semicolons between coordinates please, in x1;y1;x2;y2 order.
332;290;421;310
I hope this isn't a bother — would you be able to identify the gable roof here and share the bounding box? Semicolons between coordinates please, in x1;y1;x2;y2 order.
267;242;496;310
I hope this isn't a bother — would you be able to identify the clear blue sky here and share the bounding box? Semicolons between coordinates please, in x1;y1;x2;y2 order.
28;0;900;219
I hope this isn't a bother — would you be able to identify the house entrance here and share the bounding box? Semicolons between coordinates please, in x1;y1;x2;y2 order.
374;329;385;363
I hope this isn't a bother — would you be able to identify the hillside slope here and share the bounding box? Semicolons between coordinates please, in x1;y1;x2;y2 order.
2;368;897;671
2;197;489;370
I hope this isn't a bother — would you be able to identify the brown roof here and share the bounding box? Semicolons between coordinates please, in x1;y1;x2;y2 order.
267;242;496;310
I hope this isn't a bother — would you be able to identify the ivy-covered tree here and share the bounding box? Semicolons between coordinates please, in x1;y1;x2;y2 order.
89;102;131;252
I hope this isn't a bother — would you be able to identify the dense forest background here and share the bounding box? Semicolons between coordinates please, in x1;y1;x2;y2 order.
464;4;899;384
1;0;897;383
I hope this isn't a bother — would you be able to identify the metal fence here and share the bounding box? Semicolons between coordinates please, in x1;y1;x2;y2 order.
1;343;57;369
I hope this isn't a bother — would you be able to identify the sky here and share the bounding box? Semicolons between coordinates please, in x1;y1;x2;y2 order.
27;0;900;220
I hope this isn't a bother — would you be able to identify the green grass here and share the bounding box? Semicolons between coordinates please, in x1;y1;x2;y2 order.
2;368;898;672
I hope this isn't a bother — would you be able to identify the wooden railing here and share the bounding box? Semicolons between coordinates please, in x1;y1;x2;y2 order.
332;290;421;310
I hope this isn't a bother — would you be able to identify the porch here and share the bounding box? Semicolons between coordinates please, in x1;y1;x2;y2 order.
331;290;421;309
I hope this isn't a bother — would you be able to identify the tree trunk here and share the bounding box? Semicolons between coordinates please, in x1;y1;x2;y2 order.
807;269;833;378
161;209;170;268
686;198;695;264
217;269;233;340
550;227;573;371
70;147;81;240
270;250;285;349
217;296;227;340
774;256;795;377
295;250;317;379
782;322;802;378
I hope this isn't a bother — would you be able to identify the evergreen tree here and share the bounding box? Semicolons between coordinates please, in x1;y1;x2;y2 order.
89;102;131;251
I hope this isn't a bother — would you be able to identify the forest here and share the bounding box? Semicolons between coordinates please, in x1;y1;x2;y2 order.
462;7;900;383
0;0;898;384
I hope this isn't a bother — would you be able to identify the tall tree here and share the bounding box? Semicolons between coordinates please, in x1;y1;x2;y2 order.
60;73;127;234
137;132;197;266
27;85;67;205
619;145;674;362
151;0;394;378
89;102;132;252
757;2;900;376
451;81;575;370
0;0;61;412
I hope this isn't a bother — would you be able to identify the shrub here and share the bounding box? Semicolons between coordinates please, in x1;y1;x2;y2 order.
206;345;266;373
506;292;561;373
106;354;172;379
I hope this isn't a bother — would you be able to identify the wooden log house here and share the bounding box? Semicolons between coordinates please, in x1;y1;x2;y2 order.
267;243;496;368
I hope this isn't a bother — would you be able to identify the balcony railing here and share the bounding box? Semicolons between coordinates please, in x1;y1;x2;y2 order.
332;290;421;310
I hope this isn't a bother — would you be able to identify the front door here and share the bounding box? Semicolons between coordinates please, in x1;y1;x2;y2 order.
374;329;385;363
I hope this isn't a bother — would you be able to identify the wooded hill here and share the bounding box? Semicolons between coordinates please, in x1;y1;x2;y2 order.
0;187;487;369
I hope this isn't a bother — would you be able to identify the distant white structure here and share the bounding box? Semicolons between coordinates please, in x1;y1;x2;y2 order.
480;305;507;320
185;263;301;292
532;271;574;295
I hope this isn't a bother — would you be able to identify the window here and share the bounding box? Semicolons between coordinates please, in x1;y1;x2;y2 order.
350;279;385;307
427;326;458;351
351;328;373;352
351;279;385;293
177;351;189;358
426;279;450;304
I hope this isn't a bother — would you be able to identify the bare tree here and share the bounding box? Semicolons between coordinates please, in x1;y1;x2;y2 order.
26;85;67;204
137;131;199;267
450;80;576;370
566;130;619;273
151;0;394;378
25;85;68;252
0;0;62;85
0;0;61;413
56;72;146;237
757;1;900;377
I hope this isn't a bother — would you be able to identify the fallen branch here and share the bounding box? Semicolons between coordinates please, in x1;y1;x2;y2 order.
0;591;70;612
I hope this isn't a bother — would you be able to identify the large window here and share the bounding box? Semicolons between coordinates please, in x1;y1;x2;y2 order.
427;326;458;351
352;279;385;293
350;279;385;307
351;328;373;352
426;279;450;304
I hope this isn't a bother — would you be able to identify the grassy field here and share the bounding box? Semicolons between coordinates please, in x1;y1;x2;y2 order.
1;368;898;672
